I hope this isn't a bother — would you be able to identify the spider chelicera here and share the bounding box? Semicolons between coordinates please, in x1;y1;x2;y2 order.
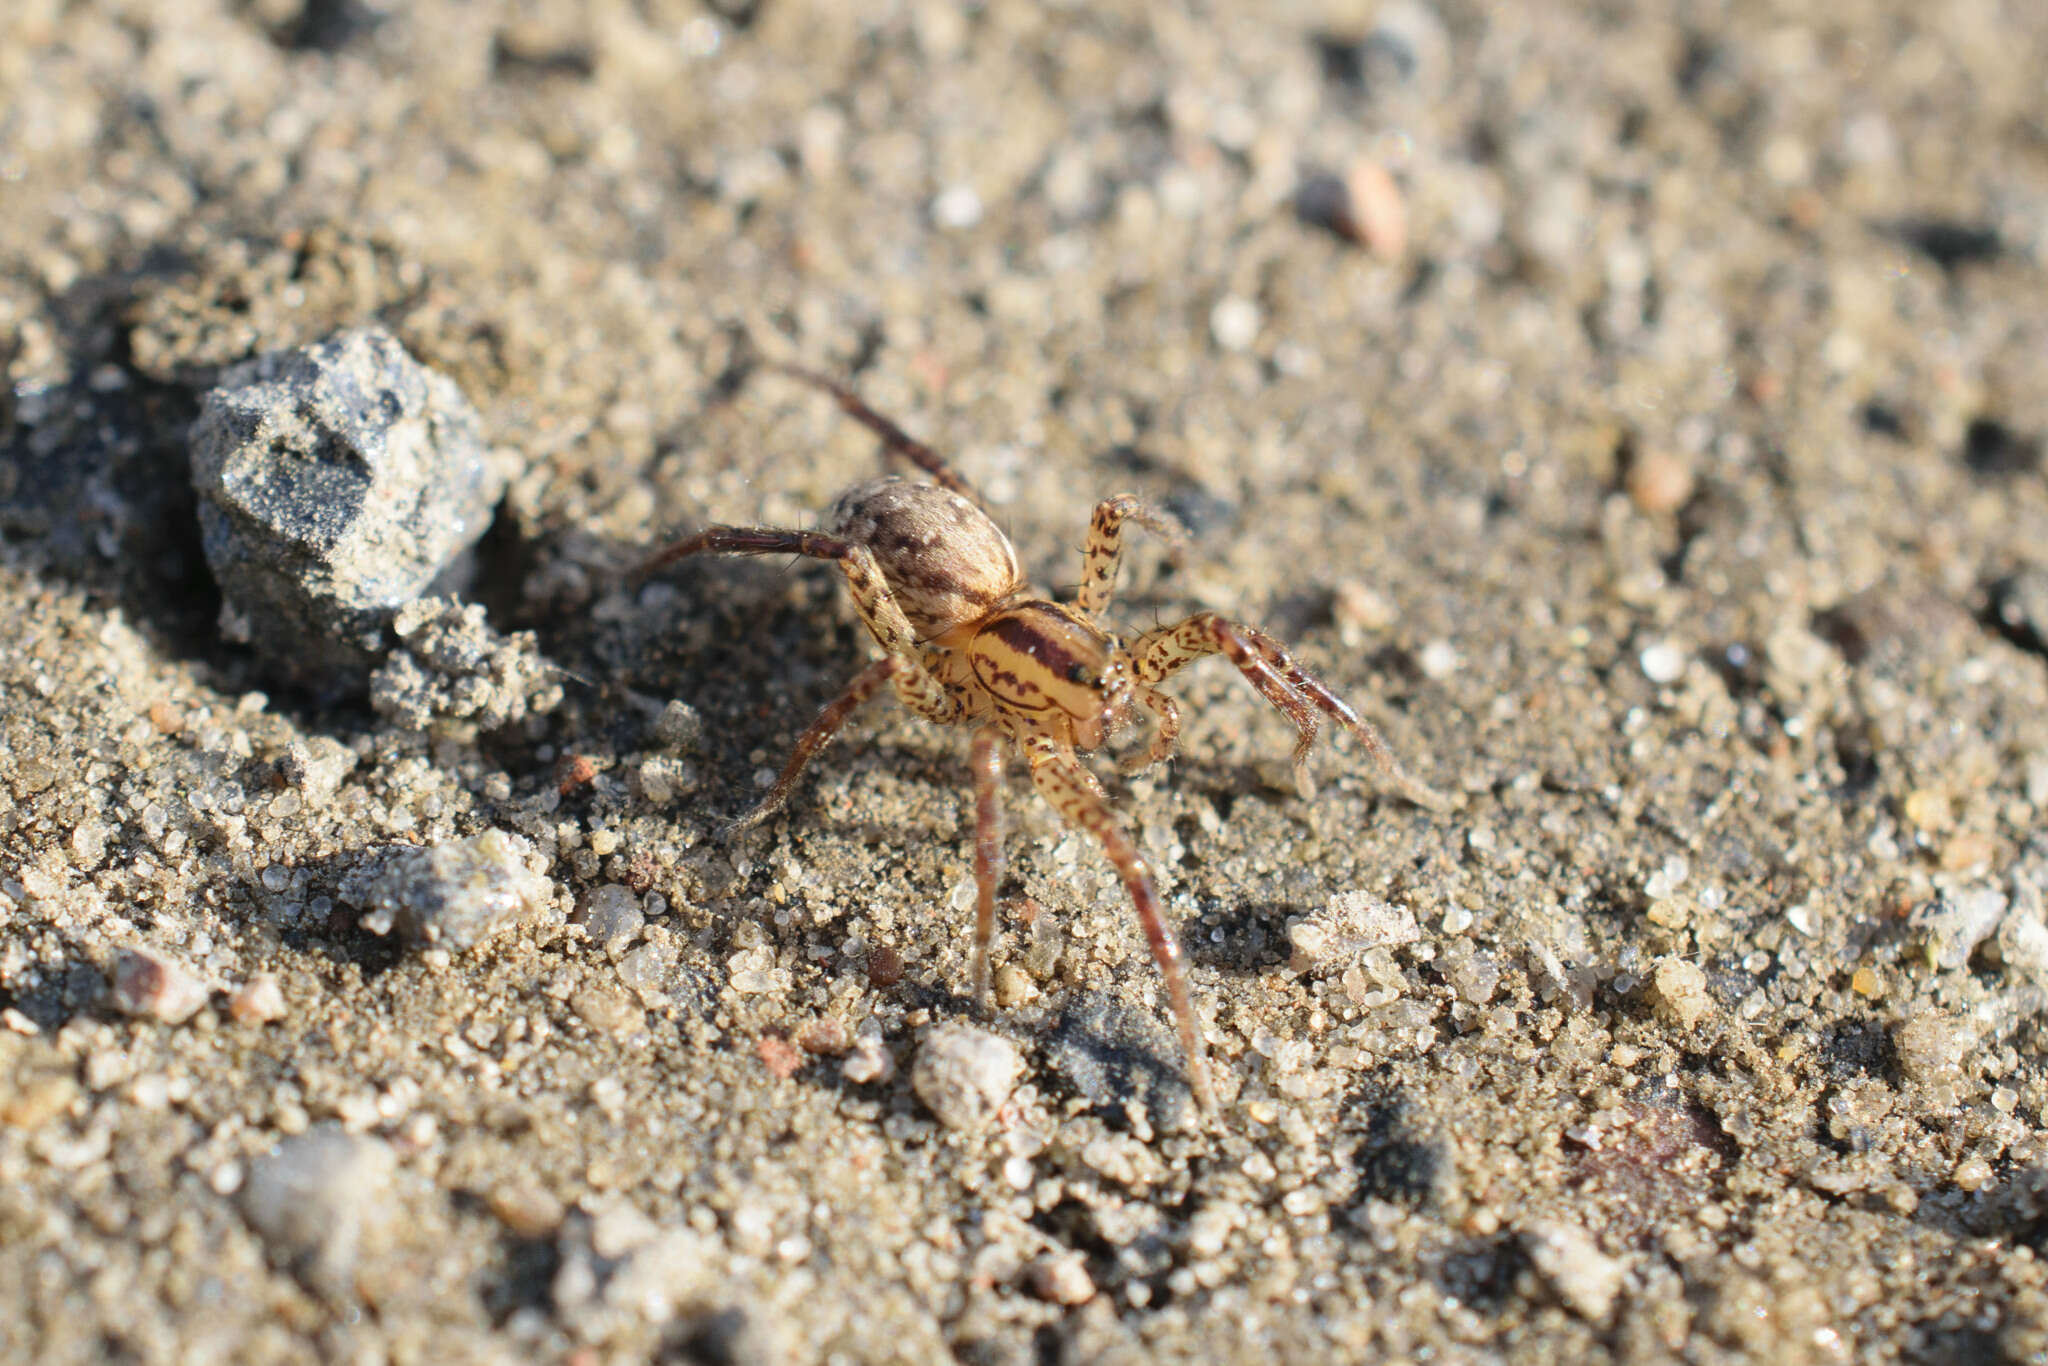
640;364;1452;1111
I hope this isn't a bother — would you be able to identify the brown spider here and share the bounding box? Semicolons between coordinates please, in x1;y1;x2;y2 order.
640;364;1453;1111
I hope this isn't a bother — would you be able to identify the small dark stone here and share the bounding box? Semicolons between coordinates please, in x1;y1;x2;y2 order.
1887;217;2003;271
1961;417;2040;478
1857;401;1908;440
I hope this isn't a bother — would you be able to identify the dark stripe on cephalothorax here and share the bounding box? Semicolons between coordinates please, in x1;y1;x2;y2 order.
983;611;1086;677
978;665;1053;709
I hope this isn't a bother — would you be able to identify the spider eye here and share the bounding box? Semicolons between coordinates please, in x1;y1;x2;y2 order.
1066;663;1094;686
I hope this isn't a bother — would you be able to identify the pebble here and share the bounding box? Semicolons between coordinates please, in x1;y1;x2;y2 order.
1295;161;1407;259
756;1034;804;1080
0;1071;79;1129
575;884;645;956
1638;640;1686;685
368;597;563;733
1894;1013;1972;1082
189;326;504;686
488;1178;565;1238
1646;957;1713;1030
1030;1253;1096;1306
910;1022;1021;1132
341;829;551;950
1993;568;2048;651
1625;448;1696;514
238;1127;399;1300
1910;889;2007;971
1332;580;1397;639
1209;295;1261;353
930;183;983;230
1289;891;1423;973
278;737;357;806
228;972;288;1024
652;698;704;751
108;946;211;1024
1417;639;1461;680
571;982;646;1036
841;1019;896;1086
1524;1219;1626;1321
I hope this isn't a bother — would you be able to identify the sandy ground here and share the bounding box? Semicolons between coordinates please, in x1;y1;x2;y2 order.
5;1;2048;1362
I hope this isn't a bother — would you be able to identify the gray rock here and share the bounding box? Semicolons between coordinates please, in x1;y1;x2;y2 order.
574;883;644;956
367;596;562;732
238;1127;398;1301
341;829;551;950
1911;888;2008;971
651;698;704;751
189;326;503;686
910;1022;1021;1132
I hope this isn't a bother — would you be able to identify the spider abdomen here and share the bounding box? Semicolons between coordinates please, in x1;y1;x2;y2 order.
829;477;1022;638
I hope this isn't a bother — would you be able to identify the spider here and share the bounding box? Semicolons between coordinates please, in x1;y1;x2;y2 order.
640;364;1453;1111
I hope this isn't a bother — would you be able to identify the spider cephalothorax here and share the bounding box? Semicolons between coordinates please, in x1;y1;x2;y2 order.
640;364;1452;1112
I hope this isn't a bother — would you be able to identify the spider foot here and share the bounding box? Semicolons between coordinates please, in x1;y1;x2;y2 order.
716;805;780;842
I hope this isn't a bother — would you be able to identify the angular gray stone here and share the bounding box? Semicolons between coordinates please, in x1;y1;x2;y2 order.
189;326;503;686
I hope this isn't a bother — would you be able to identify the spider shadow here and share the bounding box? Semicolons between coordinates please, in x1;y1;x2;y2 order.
1184;900;1299;975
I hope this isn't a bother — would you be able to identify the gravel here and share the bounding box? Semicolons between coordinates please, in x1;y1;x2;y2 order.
368;596;563;733
7;0;2048;1361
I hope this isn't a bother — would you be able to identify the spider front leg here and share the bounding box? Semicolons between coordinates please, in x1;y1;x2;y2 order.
1115;685;1182;776
1076;494;1189;618
1023;735;1214;1113
1133;612;1453;811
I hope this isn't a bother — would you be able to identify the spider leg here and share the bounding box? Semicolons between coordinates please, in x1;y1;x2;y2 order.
637;526;962;725
724;656;902;837
969;727;1005;1013
1076;494;1190;618
1115;685;1182;775
1132;612;1453;811
763;362;991;512
1023;735;1214;1113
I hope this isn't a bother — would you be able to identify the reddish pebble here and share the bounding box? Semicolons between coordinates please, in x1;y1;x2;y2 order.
229;972;288;1024
756;1033;804;1079
110;947;210;1024
1625;448;1695;514
555;753;598;796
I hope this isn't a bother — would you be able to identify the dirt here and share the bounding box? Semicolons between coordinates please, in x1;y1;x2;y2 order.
5;1;2048;1362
